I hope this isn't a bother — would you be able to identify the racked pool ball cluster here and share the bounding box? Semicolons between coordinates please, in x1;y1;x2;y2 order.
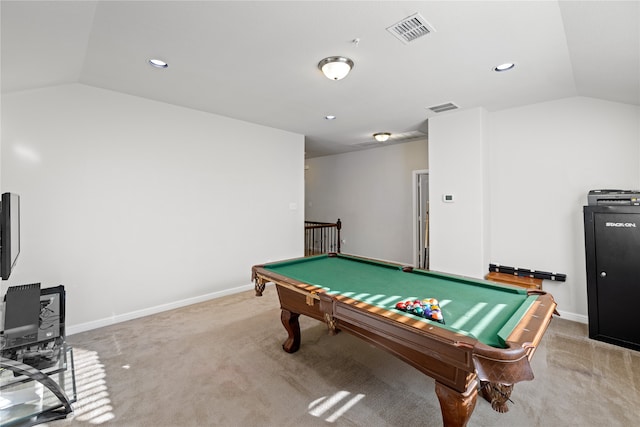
395;298;445;324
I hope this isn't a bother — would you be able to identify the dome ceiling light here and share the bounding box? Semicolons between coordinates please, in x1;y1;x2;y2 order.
373;132;391;142
318;56;354;80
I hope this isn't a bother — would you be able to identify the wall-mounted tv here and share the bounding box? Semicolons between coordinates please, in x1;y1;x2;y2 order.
1;192;21;280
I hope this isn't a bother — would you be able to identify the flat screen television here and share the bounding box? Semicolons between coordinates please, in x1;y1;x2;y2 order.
1;192;21;280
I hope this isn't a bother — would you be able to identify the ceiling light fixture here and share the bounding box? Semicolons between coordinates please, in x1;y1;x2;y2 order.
325;115;337;120
148;58;168;69
318;56;354;80
373;132;391;142
494;62;515;72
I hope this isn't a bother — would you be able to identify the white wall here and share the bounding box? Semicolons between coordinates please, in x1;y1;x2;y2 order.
1;83;305;333
489;97;639;321
429;97;640;322
428;108;490;278
305;139;428;264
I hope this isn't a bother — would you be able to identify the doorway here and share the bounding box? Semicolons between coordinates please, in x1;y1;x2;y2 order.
413;170;429;268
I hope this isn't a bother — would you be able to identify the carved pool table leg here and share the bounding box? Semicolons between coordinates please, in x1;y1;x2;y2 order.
435;379;478;427
280;309;301;353
480;381;514;413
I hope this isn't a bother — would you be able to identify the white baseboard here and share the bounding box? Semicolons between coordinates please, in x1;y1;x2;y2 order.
66;283;255;336
556;309;588;324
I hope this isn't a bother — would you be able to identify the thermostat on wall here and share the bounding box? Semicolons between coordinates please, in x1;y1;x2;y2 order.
442;194;455;203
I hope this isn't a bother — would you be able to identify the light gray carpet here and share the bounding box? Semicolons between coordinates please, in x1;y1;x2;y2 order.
44;286;639;426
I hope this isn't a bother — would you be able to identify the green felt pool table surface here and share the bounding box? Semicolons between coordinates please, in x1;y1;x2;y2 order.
263;253;536;348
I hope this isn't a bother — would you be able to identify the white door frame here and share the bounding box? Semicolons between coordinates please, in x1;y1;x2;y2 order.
412;169;429;268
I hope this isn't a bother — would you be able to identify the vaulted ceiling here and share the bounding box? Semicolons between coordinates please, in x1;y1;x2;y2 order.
2;1;638;157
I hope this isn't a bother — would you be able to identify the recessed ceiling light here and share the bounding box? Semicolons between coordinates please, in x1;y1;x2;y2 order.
148;58;168;69
325;115;337;120
494;63;515;72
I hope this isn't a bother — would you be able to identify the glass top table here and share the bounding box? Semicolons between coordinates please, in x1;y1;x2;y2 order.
0;344;76;426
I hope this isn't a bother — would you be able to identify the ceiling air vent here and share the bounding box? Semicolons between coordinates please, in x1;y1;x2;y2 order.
428;102;459;113
386;13;435;44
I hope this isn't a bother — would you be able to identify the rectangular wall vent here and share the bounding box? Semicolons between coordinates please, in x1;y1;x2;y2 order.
428;102;459;113
387;13;435;44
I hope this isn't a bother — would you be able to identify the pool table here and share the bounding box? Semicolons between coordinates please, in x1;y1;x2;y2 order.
252;253;557;427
